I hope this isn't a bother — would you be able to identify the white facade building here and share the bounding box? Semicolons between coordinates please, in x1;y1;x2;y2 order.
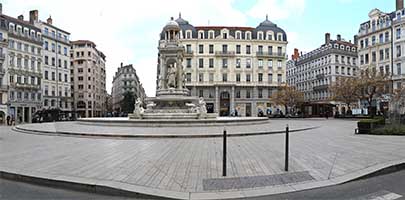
162;15;288;117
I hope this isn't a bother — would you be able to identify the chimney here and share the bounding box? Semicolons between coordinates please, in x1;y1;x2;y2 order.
47;15;53;25
397;0;404;11
29;10;38;24
0;3;3;15
17;15;24;21
292;48;300;60
325;33;330;44
337;34;341;41
120;62;123;67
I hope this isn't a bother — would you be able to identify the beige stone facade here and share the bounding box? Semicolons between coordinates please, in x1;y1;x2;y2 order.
71;40;107;118
112;63;146;112
165;15;288;117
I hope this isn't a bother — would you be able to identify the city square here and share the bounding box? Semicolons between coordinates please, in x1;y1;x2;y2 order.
1;0;405;199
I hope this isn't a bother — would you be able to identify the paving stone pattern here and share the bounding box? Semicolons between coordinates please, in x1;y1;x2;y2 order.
1;119;405;194
202;171;314;191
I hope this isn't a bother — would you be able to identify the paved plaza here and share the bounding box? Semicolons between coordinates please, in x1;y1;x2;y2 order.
1;119;405;199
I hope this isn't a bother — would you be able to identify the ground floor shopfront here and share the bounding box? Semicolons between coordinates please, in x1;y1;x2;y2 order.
188;85;285;117
8;103;41;124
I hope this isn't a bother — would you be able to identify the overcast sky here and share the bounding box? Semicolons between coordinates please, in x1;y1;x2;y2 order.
3;0;393;97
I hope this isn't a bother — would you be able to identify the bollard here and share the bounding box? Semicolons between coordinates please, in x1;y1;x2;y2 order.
223;128;227;176
285;124;289;171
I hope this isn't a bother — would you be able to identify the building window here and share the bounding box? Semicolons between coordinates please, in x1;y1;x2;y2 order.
223;32;227;39
236;90;241;98
236;58;241;68
397;28;401;40
246;59;251;68
222;73;227;82
199;45;204;54
186;44;192;53
398;63;402;75
186;73;191;82
236;73;241;82
277;74;282;83
209;73;214;82
385;48;390;59
209;44;214;54
45;71;48;80
372;51;376;62
52;72;55;81
385;32;389;42
246;90;251;98
209;58;214;68
397;45;402;57
222;44;228;53
372;36;376;45
246;45;251;54
186;58;192;68
258;73;263;82
379;50;384;61
236;45;241;54
268;73;273;83
258;59;263;68
277;60;282;68
246;74;251;82
258;88;263;98
199;58;204;68
199;73;204;82
199;89;204;97
222;58;228;68
379;33;384;43
268;59;273;69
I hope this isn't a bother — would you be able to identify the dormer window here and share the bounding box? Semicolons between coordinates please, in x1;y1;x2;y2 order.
223;32;227;39
246;32;251;40
267;33;273;40
199;31;204;39
186;30;192;39
209;31;214;39
236;31;241;39
277;34;282;41
258;32;263;40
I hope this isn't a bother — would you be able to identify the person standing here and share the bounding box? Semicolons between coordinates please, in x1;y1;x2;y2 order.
6;115;10;126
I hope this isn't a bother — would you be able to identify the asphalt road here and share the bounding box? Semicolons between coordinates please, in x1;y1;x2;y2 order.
1;169;405;200
0;178;168;200
237;169;405;200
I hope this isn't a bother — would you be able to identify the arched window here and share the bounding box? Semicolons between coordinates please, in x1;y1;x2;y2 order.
258;32;263;40
209;31;214;39
198;31;204;39
235;31;241;39
186;30;192;39
246;31;251;40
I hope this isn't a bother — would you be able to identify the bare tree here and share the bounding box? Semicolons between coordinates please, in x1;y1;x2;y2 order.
270;85;304;115
356;69;390;116
330;76;359;111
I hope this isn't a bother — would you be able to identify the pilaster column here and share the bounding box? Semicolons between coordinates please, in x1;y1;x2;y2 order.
230;86;235;115
215;86;219;113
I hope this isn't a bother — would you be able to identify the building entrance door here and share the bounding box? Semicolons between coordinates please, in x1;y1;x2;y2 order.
220;92;230;116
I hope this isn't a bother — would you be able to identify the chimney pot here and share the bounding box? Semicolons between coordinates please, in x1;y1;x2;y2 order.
17;15;24;21
29;10;38;24
337;34;341;41
397;0;404;11
47;15;53;25
325;33;331;44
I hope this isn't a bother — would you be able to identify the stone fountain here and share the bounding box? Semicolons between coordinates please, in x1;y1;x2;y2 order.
129;17;216;120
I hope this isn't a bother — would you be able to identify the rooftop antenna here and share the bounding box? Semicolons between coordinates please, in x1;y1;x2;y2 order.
179;12;181;18
266;14;268;20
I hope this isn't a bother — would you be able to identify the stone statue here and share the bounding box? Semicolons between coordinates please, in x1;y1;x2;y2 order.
133;98;144;119
198;97;207;118
166;63;177;88
157;75;164;90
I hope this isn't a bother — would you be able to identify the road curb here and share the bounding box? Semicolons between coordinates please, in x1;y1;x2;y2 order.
13;125;320;139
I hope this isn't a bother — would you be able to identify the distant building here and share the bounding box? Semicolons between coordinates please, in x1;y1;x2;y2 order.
112;63;145;112
287;33;358;116
160;14;288;117
0;5;8;124
2;9;43;123
70;40;107;118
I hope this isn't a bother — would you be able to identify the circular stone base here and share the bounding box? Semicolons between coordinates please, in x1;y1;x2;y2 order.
78;117;270;127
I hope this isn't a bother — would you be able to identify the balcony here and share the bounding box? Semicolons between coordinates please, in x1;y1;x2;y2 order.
215;51;235;57
184;50;194;57
11;83;41;90
316;74;325;79
256;51;286;58
313;85;329;91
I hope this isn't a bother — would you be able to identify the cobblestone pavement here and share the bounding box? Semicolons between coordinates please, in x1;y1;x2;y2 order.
1;119;405;198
